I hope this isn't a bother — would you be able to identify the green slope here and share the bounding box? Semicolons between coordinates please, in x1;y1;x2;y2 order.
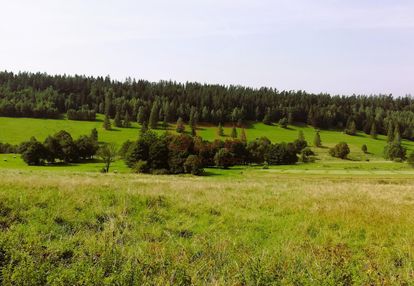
1;114;413;160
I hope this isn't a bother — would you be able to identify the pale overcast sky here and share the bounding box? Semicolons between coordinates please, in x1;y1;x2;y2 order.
1;0;413;96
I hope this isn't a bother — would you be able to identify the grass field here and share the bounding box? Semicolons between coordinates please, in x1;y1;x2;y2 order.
0;169;414;285
1;114;414;161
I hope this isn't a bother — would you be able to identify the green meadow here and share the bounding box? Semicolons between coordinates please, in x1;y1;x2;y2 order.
1;114;413;160
0;169;414;285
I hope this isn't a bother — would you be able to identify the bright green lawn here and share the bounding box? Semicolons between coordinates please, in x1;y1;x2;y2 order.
1;114;413;160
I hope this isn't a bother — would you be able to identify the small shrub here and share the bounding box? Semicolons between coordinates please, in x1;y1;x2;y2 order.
329;142;350;159
132;160;149;173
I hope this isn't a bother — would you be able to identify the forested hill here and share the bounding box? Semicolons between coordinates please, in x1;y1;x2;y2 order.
1;71;414;139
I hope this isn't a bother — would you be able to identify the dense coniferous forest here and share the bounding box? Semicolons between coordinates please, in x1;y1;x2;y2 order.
1;71;414;139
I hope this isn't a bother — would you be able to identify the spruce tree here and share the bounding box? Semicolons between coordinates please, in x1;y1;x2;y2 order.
123;111;131;128
191;125;196;137
370;122;377;139
387;122;394;142
137;106;145;124
149;103;159;129
298;130;305;141
90;128;98;141
114;111;122;128
176;117;185;133
313;131;322;147
240;128;247;143
217;123;224;136
394;126;401;144
231;126;237;138
103;114;111;130
140;121;148;134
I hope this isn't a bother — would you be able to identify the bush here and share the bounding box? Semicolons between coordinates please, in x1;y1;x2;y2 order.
407;152;414;167
184;155;204;175
300;147;316;163
264;142;298;165
384;143;406;161
279;117;288;128
361;144;368;154
132;160;149;173
329;142;350;159
214;148;234;169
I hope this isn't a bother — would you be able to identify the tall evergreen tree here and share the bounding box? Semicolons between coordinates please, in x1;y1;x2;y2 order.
231;126;238;138
176;117;185;133
90;128;98;142
314;131;322;147
137;106;145;124
103;113;111;130
387;122;394;142
370;122;377;139
123;111;131;128
217;123;224;137
114;111;122;128
240;128;247;143
149;103;159;129
298;130;305;141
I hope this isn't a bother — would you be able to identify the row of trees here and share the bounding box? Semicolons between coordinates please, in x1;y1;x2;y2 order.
67;108;96;121
1;71;414;140
121;130;313;175
20;129;98;165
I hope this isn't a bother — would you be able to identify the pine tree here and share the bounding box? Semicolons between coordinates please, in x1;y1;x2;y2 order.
217;123;224;136
387;122;394;142
394;126;401;144
314;131;322;147
114;111;122;128
263;108;272;125
231;126;237;138
140;121;148;134
103;113;111;130
298;130;305;141
370;122;377;139
191;125;196;137
162;114;168;129
240;128;247;143
123;111;131;128
90;128;98;141
137;106;145;124
149;103;159;129
176;117;185;133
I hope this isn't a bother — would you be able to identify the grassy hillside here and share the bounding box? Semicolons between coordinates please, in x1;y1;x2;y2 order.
1;114;413;160
0;169;413;284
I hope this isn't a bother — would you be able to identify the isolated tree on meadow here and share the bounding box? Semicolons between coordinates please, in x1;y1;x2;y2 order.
231;126;238;139
114;111;122;128
370;122;377;139
279;117;288;128
149;103;159;129
329;142;350;159
313;131;322;147
90;128;98;142
361;144;368;154
176;117;185;133
140;121;148;134
98;143;117;173
136;106;145;124
103;114;111;130
387;122;394;142
217;123;224;136
123;111;131;128
240;128;247;143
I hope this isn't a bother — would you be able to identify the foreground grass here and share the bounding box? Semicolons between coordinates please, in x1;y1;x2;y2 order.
0;170;414;285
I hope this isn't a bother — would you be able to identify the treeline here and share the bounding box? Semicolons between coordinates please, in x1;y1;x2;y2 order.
19;129;98;165
1;71;414;139
121;130;313;175
67;107;96;121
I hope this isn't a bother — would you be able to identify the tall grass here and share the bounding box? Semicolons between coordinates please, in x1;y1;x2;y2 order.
0;170;413;284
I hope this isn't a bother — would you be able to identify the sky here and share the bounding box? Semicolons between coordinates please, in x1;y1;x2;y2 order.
0;0;413;96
